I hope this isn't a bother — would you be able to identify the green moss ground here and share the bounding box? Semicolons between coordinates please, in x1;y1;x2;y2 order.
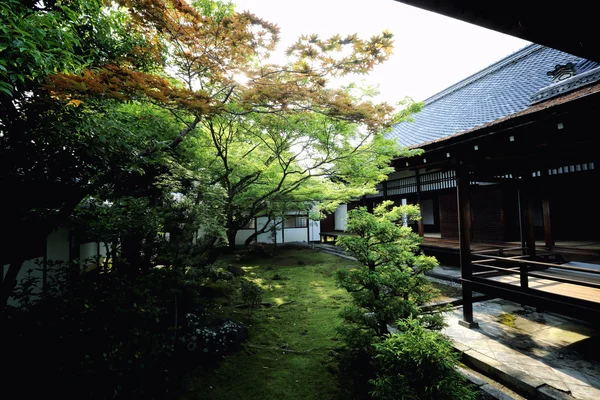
180;248;361;400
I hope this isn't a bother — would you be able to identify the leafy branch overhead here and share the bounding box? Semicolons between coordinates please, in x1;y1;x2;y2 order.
1;0;423;304
45;0;399;133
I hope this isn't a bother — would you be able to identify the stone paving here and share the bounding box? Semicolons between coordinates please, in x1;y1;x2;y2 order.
443;300;600;400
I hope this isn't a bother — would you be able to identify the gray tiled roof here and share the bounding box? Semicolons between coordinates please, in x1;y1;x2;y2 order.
387;44;599;148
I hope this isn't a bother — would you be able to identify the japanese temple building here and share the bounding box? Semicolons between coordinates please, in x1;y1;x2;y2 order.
323;44;600;325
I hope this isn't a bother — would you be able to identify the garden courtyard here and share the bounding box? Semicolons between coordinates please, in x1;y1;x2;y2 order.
174;246;465;400
179;248;359;400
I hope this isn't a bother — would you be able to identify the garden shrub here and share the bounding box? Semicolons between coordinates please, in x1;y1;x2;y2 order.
335;201;444;349
370;318;476;400
4;265;178;399
241;281;264;309
3;259;247;399
179;313;248;359
334;201;455;399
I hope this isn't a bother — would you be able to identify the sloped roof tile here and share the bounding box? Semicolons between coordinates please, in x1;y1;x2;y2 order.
387;44;599;148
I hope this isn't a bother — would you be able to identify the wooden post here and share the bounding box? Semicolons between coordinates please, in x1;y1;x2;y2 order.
542;198;553;250
517;189;526;256
456;167;478;328
306;214;310;243
42;237;48;294
417;198;425;237
517;174;536;291
518;182;536;258
416;171;424;237
526;192;536;258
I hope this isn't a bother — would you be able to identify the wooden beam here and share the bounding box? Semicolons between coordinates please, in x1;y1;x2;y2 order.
542;197;553;250
456;166;478;328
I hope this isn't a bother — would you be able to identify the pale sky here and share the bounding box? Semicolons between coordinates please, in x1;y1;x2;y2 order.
231;0;530;105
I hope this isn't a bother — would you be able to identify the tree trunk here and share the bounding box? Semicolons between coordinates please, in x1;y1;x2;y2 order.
121;233;143;281
227;229;237;253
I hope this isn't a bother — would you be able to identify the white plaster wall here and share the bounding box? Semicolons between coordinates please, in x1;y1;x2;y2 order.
3;228;71;307
79;242;99;262
284;228;307;243
334;204;348;231
3;258;44;307
308;219;320;242
256;217;283;244
47;228;69;262
235;229;255;245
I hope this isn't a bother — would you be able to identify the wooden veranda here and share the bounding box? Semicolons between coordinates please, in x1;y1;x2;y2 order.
383;81;600;327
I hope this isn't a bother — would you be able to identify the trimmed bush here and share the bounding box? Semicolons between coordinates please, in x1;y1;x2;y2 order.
370;318;476;400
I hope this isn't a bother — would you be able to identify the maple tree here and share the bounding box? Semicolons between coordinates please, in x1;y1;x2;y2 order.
1;0;416;304
47;0;399;141
0;0;160;304
189;100;409;250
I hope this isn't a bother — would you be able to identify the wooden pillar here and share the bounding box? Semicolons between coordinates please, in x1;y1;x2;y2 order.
518;178;536;258
517;189;526;255
417;198;425;237
542;198;553;249
306;214;310;243
416;171;424;237
526;193;536;258
517;174;536;292
42;237;48;294
282;218;286;244
456;167;478;328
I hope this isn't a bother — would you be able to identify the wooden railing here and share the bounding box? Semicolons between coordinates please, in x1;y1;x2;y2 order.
470;249;600;291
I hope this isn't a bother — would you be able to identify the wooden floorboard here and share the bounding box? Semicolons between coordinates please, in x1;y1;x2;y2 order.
421;237;516;252
488;274;600;304
422;237;600;256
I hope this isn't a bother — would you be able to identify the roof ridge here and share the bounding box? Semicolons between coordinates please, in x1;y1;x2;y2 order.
423;43;543;105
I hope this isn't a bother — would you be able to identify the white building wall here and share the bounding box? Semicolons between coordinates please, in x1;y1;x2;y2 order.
3;228;72;307
235;229;255;245
4;259;44;306
284;228;307;243
234;214;319;245
47;229;70;262
256;217;282;243
308;219;320;242
334;204;348;231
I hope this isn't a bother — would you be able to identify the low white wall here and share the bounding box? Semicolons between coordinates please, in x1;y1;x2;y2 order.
3;228;72;306
235;229;255;245
255;217;286;244
284;227;307;243
234;215;319;245
79;241;107;261
308;219;320;242
334;205;348;231
47;229;69;261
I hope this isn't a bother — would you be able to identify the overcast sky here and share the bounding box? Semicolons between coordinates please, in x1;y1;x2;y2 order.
231;0;530;105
